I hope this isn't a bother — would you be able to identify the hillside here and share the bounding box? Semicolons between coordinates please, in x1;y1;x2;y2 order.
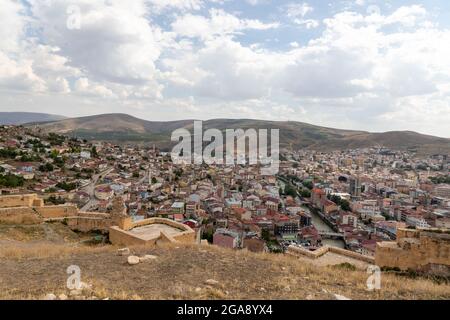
0;112;66;125
1;235;449;300
33;113;450;154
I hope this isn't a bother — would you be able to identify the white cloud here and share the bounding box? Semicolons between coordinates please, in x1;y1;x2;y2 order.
29;0;163;86
172;8;279;40
147;0;204;13
1;1;450;137
294;19;319;29
285;3;314;19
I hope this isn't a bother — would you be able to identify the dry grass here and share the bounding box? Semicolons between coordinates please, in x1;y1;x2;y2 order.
0;242;449;300
0;222;81;243
0;243;114;260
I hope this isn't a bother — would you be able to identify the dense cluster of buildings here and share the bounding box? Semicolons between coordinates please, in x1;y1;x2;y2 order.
1;125;449;260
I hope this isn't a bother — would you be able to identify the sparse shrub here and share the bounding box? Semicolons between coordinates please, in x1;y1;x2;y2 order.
333;262;357;271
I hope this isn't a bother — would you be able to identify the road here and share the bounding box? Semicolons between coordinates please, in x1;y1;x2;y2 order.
80;167;114;212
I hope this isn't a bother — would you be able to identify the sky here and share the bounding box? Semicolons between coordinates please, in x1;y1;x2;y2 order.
1;0;450;137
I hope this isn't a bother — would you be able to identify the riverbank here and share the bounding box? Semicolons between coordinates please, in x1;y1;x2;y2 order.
302;205;346;249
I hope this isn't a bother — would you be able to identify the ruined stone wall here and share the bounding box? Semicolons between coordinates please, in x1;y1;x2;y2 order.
109;226;154;246
396;228;420;240
0;194;42;208
34;205;78;219
67;217;112;233
287;245;375;264
0;207;42;225
108;218;196;247
172;230;196;244
375;228;450;274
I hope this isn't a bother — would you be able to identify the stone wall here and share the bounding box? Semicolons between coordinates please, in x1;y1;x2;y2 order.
108;218;196;247
34;205;78;219
109;226;154;246
0;194;43;208
375;228;450;275
67;216;112;233
0;207;42;225
0;194;113;232
287;245;375;264
0;194;196;246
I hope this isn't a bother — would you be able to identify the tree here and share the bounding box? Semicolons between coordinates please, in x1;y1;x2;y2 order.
302;180;314;190
46;196;66;205
91;146;98;158
300;189;311;198
284;184;297;198
261;229;271;242
340;200;351;212
0;148;18;159
202;230;214;243
39;163;54;172
56;181;77;192
0;174;24;188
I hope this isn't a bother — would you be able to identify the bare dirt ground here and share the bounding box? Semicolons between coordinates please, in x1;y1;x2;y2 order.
1;241;449;300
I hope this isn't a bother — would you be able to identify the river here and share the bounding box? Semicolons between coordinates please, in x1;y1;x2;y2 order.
278;178;345;248
303;206;346;248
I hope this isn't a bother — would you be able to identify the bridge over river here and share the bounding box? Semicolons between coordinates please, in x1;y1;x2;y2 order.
317;231;345;240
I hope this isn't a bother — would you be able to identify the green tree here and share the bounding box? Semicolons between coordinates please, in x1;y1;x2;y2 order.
300;189;311;198
0;174;24;188
340;200;351;212
302;180;314;190
91;146;98;158
39;163;54;172
284;184;297;198
56;181;77;192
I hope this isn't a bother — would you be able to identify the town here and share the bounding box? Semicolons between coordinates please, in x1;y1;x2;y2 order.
1;124;449;265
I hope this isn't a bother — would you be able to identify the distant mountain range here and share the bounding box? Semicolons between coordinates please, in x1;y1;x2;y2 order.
27;113;450;155
0;112;66;125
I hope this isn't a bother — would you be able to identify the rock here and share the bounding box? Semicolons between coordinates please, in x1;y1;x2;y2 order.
260;287;266;292
334;294;351;300
43;293;57;300
139;255;158;262
195;287;202;293
284;286;291;292
306;294;314;300
103;298;110;301
204;279;219;286
117;248;130;256
128;255;140;265
69;289;83;297
58;294;68;301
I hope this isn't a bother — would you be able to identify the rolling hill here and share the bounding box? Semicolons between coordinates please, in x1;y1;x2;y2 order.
32;113;450;154
0;112;66;125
